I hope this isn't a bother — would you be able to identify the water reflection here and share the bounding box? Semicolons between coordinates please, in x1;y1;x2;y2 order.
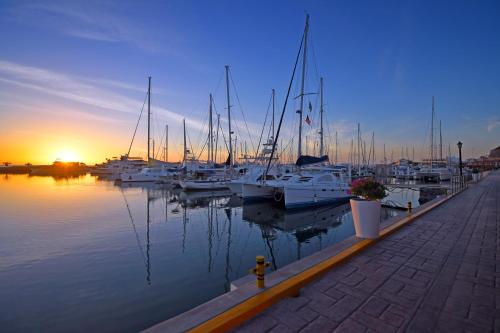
0;175;404;333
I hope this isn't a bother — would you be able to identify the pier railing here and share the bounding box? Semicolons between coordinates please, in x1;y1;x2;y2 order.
451;175;468;194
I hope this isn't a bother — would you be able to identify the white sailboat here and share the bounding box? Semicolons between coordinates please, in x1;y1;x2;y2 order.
415;97;452;182
243;15;351;209
180;87;230;191
121;77;178;183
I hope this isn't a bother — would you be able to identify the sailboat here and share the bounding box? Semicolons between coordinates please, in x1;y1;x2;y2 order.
120;77;179;182
227;89;285;196
414;97;451;182
179;73;232;191
242;15;351;208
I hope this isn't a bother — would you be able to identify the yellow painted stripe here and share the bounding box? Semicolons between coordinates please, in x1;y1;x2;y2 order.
188;192;460;333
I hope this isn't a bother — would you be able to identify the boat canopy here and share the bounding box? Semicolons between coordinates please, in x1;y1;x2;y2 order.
295;155;329;166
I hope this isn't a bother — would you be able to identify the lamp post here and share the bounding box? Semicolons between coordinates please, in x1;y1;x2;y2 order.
457;141;463;177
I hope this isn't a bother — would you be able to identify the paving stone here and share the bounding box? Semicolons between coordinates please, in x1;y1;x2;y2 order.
443;296;470;318
282;295;310;312
379;310;405;328
269;324;295;333
295;306;320;323
326;294;364;322
360;297;389;317
333;318;366;333
342;272;366;287
299;315;337;333
351;311;397;333
235;314;278;332
398;267;417;278
324;287;346;300
269;306;308;330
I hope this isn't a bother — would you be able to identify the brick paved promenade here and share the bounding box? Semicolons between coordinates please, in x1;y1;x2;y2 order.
234;171;499;332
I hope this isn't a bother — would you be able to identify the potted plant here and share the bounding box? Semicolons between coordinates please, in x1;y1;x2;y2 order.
349;178;387;239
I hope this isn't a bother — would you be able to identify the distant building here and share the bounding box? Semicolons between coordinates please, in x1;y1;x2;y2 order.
467;146;500;170
489;146;500;158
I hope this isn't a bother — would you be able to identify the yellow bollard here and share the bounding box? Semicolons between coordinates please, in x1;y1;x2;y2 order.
407;201;412;213
250;255;271;288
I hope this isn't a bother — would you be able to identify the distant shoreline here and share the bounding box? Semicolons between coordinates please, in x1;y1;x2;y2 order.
0;163;91;176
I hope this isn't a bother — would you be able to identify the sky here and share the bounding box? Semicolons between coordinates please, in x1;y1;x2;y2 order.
0;0;499;164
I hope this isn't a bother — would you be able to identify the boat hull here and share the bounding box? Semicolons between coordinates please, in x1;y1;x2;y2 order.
180;180;228;191
283;186;351;209
242;183;275;202
227;181;243;195
120;173;162;182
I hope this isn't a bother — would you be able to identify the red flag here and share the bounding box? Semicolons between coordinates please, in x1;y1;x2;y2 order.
305;115;312;125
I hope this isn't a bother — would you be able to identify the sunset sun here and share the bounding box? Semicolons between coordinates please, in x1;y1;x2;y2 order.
55;150;79;162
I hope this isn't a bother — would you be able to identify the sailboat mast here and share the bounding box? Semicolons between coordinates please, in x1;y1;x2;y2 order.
225;65;233;166
298;14;309;158
165;124;168;162
439;120;443;163
209;94;213;164
372;132;375;165
384;143;386;165
216;114;220;163
431;96;434;170
335;131;338;164
272;88;275;140
357;123;361;175
319;77;324;156
183;118;187;162
147;76;151;161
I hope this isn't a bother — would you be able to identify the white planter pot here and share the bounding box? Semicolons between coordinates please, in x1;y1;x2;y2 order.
350;199;381;239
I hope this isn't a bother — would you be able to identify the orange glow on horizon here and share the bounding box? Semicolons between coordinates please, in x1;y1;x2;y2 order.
54;149;80;163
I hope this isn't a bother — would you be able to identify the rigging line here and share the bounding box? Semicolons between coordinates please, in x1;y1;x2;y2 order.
255;92;273;159
229;71;257;157
265;30;305;176
212;69;225;101
196;135;209;160
192;111;210;157
187;131;195;159
212;103;230;155
309;35;321;88
218;117;230;155
154;126;166;160
127;92;149;156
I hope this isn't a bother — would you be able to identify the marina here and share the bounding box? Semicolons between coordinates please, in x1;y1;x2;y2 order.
1;2;499;332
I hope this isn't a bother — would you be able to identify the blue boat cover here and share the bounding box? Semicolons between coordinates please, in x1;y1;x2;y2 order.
295;155;329;166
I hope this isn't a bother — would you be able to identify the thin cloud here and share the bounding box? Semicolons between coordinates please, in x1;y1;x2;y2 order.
487;118;500;132
0;60;204;130
7;2;173;54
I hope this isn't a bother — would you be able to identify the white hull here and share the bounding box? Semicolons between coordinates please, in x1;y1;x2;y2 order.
180;180;228;191
121;174;162;182
227;181;243;195
283;186;350;209
242;183;275;202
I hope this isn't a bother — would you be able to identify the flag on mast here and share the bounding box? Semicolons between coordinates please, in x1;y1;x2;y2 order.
305;115;312;125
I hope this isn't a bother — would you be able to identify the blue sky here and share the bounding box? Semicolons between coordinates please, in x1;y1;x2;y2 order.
0;0;499;163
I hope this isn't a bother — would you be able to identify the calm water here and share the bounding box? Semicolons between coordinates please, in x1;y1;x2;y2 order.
0;174;416;332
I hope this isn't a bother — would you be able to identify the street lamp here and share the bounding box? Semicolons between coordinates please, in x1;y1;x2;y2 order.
457;141;463;177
